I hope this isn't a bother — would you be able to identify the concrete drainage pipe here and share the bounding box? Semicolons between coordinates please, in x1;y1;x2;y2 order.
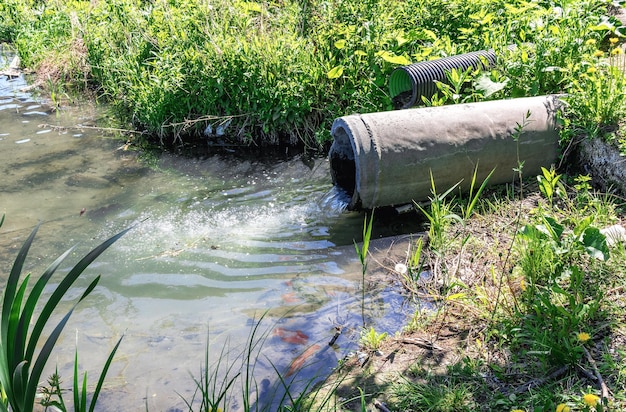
328;95;562;211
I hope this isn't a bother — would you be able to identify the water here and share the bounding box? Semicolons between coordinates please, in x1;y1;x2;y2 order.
0;50;422;411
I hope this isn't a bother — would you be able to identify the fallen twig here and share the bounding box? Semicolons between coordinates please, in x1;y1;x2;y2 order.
583;346;611;401
373;399;392;412
400;337;443;351
509;365;569;395
38;123;146;135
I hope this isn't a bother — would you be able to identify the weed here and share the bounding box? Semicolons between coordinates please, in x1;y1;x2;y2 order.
415;171;462;254
3;0;622;148
354;211;374;328
359;327;388;352
0;216;130;412
537;166;566;208
393;365;478;412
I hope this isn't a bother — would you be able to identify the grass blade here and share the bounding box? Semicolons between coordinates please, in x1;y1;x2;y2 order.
89;334;124;412
14;247;75;374
464;166;495;220
8;276;30;373
81;372;88;412
25;227;132;365
11;360;28;410
2;225;39;355
74;349;80;412
24;276;101;409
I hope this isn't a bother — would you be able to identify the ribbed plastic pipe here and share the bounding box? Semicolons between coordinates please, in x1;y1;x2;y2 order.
329;95;562;210
389;50;497;109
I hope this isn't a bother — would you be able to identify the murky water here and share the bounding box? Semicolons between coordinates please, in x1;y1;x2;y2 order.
1;49;422;411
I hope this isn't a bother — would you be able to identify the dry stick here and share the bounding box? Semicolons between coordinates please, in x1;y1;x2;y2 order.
510;365;569;395
583;346;611;400
373;399;392;412
401;337;443;351
38;123;145;135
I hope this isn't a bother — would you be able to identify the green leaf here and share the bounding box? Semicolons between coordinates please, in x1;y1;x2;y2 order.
14;247;75;372
573;215;594;238
1;225;39;406
582;227;610;261
327;65;344;79
540;216;564;242
376;50;410;65
25;276;102;410
25;227;133;363
475;74;508;98
74;350;81;412
334;39;346;49
89;334;124;412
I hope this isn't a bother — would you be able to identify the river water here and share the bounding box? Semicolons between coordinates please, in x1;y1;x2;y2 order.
1;50;422;411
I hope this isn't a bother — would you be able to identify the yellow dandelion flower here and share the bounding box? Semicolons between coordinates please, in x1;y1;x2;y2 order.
577;332;591;343
511;409;525;412
611;47;623;55
586;67;597;74
583;393;600;407
585;39;596;46
556;403;570;412
593;50;604;58
609;37;619;44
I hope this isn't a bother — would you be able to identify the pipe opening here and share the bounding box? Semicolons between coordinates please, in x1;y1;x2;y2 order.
328;127;357;200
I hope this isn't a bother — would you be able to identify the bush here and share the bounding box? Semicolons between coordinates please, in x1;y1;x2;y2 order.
3;0;622;151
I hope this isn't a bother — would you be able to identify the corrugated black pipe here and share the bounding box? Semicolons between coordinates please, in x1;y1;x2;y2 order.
389;50;496;109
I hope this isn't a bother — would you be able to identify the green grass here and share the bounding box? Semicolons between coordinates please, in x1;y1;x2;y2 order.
379;169;626;411
0;216;130;412
1;0;624;150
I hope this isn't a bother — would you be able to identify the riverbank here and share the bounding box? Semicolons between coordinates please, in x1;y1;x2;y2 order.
1;0;625;153
316;171;626;411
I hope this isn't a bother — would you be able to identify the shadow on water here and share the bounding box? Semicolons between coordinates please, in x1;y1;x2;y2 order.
1;47;427;411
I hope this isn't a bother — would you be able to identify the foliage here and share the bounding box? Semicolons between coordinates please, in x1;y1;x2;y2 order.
1;0;622;149
0;217;129;412
385;160;626;411
512;214;609;366
562;40;626;144
392;361;478;412
415;172;463;254
179;313;358;412
39;337;124;412
354;211;374;328
537;166;566;207
359;327;388;352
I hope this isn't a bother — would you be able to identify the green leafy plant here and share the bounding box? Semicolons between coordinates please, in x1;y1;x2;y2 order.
564;44;626;141
512;214;609;366
359;327;388;352
354;211;374;328
415;171;463;254
5;0;620;149
39;337;124;412
537;166;565;208
181;330;241;412
432;67;483;105
0;218;130;412
392;362;478;411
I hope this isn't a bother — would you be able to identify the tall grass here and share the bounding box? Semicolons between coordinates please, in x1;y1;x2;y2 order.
0;216;130;412
1;0;621;149
387;164;626;410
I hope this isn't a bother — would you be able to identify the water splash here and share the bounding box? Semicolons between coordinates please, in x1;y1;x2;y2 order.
318;185;351;215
